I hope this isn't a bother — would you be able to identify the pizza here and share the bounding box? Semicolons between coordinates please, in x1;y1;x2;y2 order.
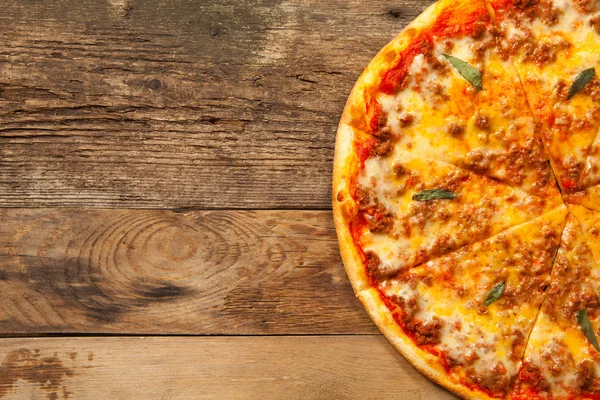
332;0;600;399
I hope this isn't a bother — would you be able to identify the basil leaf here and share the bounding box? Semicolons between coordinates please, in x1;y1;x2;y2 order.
412;189;457;201
577;309;600;352
443;54;482;91
483;281;505;306
567;68;595;100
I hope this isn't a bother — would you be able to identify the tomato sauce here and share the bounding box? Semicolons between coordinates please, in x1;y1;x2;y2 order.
364;1;490;134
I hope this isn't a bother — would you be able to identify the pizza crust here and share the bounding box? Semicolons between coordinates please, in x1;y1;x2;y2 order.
332;1;505;399
332;122;368;291
332;0;448;293
358;288;499;400
333;0;477;293
337;3;436;133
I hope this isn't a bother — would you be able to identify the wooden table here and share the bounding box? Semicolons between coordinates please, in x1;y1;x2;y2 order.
0;0;457;398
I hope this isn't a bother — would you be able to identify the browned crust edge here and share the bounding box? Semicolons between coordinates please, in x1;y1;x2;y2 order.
332;1;500;399
332;127;499;400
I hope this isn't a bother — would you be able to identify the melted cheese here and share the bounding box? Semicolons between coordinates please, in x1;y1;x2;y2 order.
569;204;600;265
377;27;560;201
518;216;600;398
378;37;475;144
565;185;600;213
358;153;556;274
345;0;600;397
379;207;567;392
583;131;600;187
492;0;600;191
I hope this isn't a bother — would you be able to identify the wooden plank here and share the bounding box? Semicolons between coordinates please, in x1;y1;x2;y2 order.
0;208;378;334
0;336;457;400
0;0;431;209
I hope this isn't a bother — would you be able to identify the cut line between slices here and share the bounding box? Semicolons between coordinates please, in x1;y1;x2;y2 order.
340;0;600;398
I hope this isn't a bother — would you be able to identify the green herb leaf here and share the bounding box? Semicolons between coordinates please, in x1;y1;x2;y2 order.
568;68;596;100
577;309;600;352
443;54;482;91
483;281;505;306
412;189;457;201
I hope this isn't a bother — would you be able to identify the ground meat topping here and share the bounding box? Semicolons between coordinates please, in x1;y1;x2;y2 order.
560;157;584;193
427;82;447;99
519;362;550;392
577;360;596;389
364;251;384;280
355;186;396;234
447;122;464;137
544;236;599;322
374;112;390;140
470;22;487;40
366;206;394;233
464;149;491;171
392;294;445;347
411;317;443;345
540;2;560;25
467;362;510;392
509;330;526;361
574;0;600;13
510;0;561;25
471;41;489;62
591;14;600;34
513;0;539;9
582;78;600;102
474;113;491;130
540;339;574;377
399;112;415;127
532;42;557;66
354;187;371;211
394;293;421;321
393;164;406;177
372;140;392;157
502;24;570;67
554;79;569;101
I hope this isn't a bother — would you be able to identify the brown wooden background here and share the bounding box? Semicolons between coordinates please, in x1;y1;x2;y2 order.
0;0;457;398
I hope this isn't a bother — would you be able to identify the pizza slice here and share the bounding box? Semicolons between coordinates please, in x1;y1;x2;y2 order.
487;0;600;194
509;214;600;399
461;50;561;202
335;124;558;280
358;205;567;399
569;204;600;266
341;0;560;202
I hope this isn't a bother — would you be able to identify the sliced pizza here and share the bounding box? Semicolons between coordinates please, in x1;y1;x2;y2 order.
341;0;560;202
332;0;600;399
335;124;557;280
487;0;600;194
360;205;567;399
509;214;600;399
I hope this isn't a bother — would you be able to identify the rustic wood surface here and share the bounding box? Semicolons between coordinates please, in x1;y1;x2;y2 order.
0;208;377;334
0;0;428;209
0;336;457;400
0;0;457;398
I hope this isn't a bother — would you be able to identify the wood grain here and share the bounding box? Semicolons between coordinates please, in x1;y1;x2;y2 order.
0;336;457;400
0;208;377;334
0;0;431;209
